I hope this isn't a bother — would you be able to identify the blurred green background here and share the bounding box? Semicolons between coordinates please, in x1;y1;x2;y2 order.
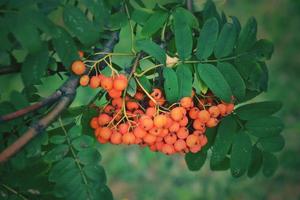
100;1;300;200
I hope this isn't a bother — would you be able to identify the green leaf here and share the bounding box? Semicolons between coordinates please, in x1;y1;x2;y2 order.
176;64;193;98
230;132;252;177
136;40;166;64
142;11;168;36
258;135;285;152
251;39;274;60
21;48;49;86
175;7;199;29
50;135;66;144
211;157;230;171
236;17;257;53
197;63;232;102
262;152;278;177
185;151;207;171
72;135;95;151
9;14;42;53
44;145;69;162
196;17;219;59
112;22;134;68
77;148;101;165
10;91;29;110
49;157;76;182
214;23;237;58
245;116;284;138
52;27;79;67
247;146;263;178
211;116;237;167
173;9;193;60
0;51;10;65
83;165;106;183
69;125;82;139
138;76;152;93
63;6;99;46
217;62;246;101
163;68;179;103
127;78;137;97
235;101;282;120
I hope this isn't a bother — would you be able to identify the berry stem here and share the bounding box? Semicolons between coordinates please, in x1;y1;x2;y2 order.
134;77;157;105
134;64;163;77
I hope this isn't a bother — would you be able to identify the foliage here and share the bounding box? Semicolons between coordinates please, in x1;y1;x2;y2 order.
0;0;284;199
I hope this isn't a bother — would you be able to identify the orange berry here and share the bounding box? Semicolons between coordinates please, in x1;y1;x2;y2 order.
159;129;169;137
126;101;139;111
156;137;163;143
177;127;189;139
149;127;162;136
97;136;108;144
80;75;89;86
226;103;235;115
133;109;144;116
143;134;156;145
94;127;102;137
170;107;185;121
101;76;113;90
89;76;101;88
186;134;199;148
190;144;202;153
155;142;164;151
139;116;154;131
217;104;227;116
179;116;188;127
206;118;219;128
193;130;205;135
112;98;123;108
193;119;205;130
104;105;115;114
108;89;122;98
153;114;167;128
110;131;122;144
71;60;86;75
133;126;147;138
151;88;162;100
189;107;199;119
149;144;157;152
78;51;84;58
164;133;177;145
148;99;156;107
134;92;144;101
174;139;187;152
156;97;166;106
197;110;210;123
146;107;156;118
134;137;143;145
208;106;220;118
199;135;208;146
169;122;180;132
180;97;194;109
90;117;99;129
164;116;173;129
122;132;135;145
98;127;112;140
118;123;129;134
98;113;112;126
113;74;128;91
162;144;175;155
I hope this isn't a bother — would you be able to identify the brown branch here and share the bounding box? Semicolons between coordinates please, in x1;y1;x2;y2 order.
0;91;62;123
128;53;142;79
0;65;21;75
187;0;193;12
0;93;76;163
0;31;120;163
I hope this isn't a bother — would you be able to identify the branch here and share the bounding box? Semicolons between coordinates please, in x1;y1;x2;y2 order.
0;31;120;163
0;65;21;75
0;31;120;123
187;0;193;12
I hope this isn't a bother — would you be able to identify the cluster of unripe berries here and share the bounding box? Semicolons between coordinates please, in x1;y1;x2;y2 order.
89;87;234;155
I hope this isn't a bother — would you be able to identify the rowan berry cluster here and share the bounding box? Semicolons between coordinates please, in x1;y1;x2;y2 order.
89;87;234;155
71;59;234;155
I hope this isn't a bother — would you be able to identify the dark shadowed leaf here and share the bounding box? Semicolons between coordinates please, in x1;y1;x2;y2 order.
257;134;285;152
248;146;263;178
214;23;237;58
176;64;193;98
185;151;207;171
236;17;257;53
136;40;166;64
262;152;278;177
163;68;179;103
